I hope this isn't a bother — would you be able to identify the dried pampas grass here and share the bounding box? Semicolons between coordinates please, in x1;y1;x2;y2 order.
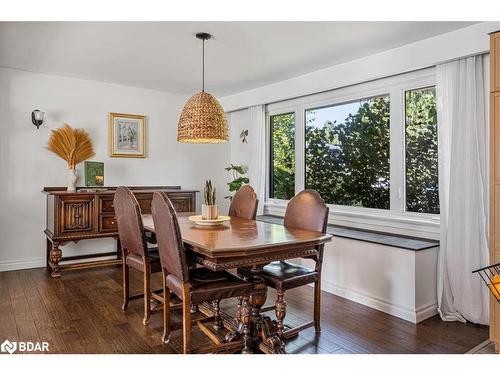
47;123;95;169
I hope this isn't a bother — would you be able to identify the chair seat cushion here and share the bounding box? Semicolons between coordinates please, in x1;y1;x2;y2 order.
239;261;318;291
126;247;161;273
166;267;252;304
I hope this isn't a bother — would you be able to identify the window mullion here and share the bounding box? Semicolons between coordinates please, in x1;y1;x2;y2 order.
295;107;305;195
390;87;404;214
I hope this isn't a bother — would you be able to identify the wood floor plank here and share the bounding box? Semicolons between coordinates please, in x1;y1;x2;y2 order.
0;272;20;344
0;267;488;354
5;271;40;345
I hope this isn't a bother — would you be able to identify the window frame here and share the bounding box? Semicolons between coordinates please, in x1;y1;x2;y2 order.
265;68;439;239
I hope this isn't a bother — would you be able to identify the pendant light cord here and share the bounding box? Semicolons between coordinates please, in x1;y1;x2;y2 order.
202;38;205;92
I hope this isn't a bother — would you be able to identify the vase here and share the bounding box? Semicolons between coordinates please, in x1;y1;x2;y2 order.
67;168;77;192
202;204;218;220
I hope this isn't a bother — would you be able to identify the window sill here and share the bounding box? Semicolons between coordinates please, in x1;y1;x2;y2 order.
257;214;439;251
264;200;440;241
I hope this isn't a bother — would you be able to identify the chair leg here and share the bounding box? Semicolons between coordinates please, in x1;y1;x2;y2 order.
275;289;287;341
142;262;151;326
235;296;243;322
122;261;129;311
162;270;171;344
313;279;321;332
182;284;192;354
212;300;223;330
240;296;252;354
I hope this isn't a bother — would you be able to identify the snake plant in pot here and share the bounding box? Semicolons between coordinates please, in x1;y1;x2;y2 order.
202;180;218;220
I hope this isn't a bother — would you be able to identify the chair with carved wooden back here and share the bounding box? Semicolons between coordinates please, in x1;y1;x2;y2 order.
151;191;253;354
113;186;163;325
238;189;329;341
228;185;259;220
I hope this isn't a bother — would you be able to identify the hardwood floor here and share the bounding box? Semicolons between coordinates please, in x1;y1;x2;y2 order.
0;266;488;354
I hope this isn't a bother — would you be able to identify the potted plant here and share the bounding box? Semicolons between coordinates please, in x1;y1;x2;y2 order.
202;180;218;220
47;123;95;192
224;164;249;200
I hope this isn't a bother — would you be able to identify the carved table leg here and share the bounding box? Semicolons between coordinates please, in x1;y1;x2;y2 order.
49;241;62;278
247;265;285;354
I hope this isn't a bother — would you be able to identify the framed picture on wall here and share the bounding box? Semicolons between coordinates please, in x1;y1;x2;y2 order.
109;112;146;158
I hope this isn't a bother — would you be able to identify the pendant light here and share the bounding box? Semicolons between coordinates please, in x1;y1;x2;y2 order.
177;32;229;144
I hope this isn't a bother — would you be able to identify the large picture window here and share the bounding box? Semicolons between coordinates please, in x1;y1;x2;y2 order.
305;95;390;209
265;69;438;236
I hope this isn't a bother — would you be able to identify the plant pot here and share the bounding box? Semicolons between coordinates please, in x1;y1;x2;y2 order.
202;204;219;220
67;168;77;192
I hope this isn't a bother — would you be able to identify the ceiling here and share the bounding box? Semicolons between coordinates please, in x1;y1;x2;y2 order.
0;22;477;97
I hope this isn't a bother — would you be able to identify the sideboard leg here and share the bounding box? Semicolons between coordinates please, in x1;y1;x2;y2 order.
49;242;62;278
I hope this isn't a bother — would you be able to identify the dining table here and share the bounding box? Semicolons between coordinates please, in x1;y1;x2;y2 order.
142;212;332;354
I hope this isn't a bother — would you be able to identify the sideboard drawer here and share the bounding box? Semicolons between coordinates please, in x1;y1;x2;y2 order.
57;195;95;235
99;215;117;232
169;197;193;213
98;196;115;213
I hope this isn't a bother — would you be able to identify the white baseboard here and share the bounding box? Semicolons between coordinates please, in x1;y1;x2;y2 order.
0;258;45;272
320;280;437;324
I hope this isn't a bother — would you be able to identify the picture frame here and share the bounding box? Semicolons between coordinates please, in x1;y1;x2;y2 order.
109;112;146;158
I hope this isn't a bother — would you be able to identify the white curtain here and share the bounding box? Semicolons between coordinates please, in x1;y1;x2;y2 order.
248;105;266;215
436;54;489;324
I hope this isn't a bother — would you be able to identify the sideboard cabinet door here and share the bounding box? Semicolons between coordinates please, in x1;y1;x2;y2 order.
57;195;95;235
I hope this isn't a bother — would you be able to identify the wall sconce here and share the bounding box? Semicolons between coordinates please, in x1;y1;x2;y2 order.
31;109;45;129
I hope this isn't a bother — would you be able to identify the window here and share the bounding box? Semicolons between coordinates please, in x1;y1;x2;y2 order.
270;112;295;200
265;69;439;236
305;95;390;209
405;87;439;214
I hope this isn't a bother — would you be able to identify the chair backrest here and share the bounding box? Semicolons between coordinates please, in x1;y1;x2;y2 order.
113;186;148;257
284;189;329;233
228;185;259;220
151;191;188;282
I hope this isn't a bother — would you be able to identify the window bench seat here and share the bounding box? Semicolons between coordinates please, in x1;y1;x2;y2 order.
256;215;439;324
256;215;439;250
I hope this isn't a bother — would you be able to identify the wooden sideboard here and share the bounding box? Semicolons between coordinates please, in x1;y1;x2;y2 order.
43;186;197;277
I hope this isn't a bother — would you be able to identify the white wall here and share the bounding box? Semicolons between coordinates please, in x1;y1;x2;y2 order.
0;67;230;271
221;21;500;111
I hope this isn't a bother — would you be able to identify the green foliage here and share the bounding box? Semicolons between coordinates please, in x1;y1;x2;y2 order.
203;179;216;205
271;89;439;214
270;113;295;200
225;164;249;200
305;96;390;209
405;87;439;214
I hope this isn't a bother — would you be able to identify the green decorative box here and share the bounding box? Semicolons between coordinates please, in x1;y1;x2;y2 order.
84;161;104;187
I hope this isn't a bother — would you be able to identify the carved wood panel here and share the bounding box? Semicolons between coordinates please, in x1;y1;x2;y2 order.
58;196;94;234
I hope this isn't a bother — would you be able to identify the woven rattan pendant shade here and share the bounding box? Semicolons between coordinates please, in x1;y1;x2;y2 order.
177;91;228;143
177;32;228;144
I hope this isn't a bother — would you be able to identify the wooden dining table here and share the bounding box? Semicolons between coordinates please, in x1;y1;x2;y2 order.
142;212;332;354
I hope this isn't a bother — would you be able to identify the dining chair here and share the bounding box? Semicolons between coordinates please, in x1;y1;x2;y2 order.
151;191;253;354
114;186;163;325
220;184;259;327
228;185;259;220
238;189;329;340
